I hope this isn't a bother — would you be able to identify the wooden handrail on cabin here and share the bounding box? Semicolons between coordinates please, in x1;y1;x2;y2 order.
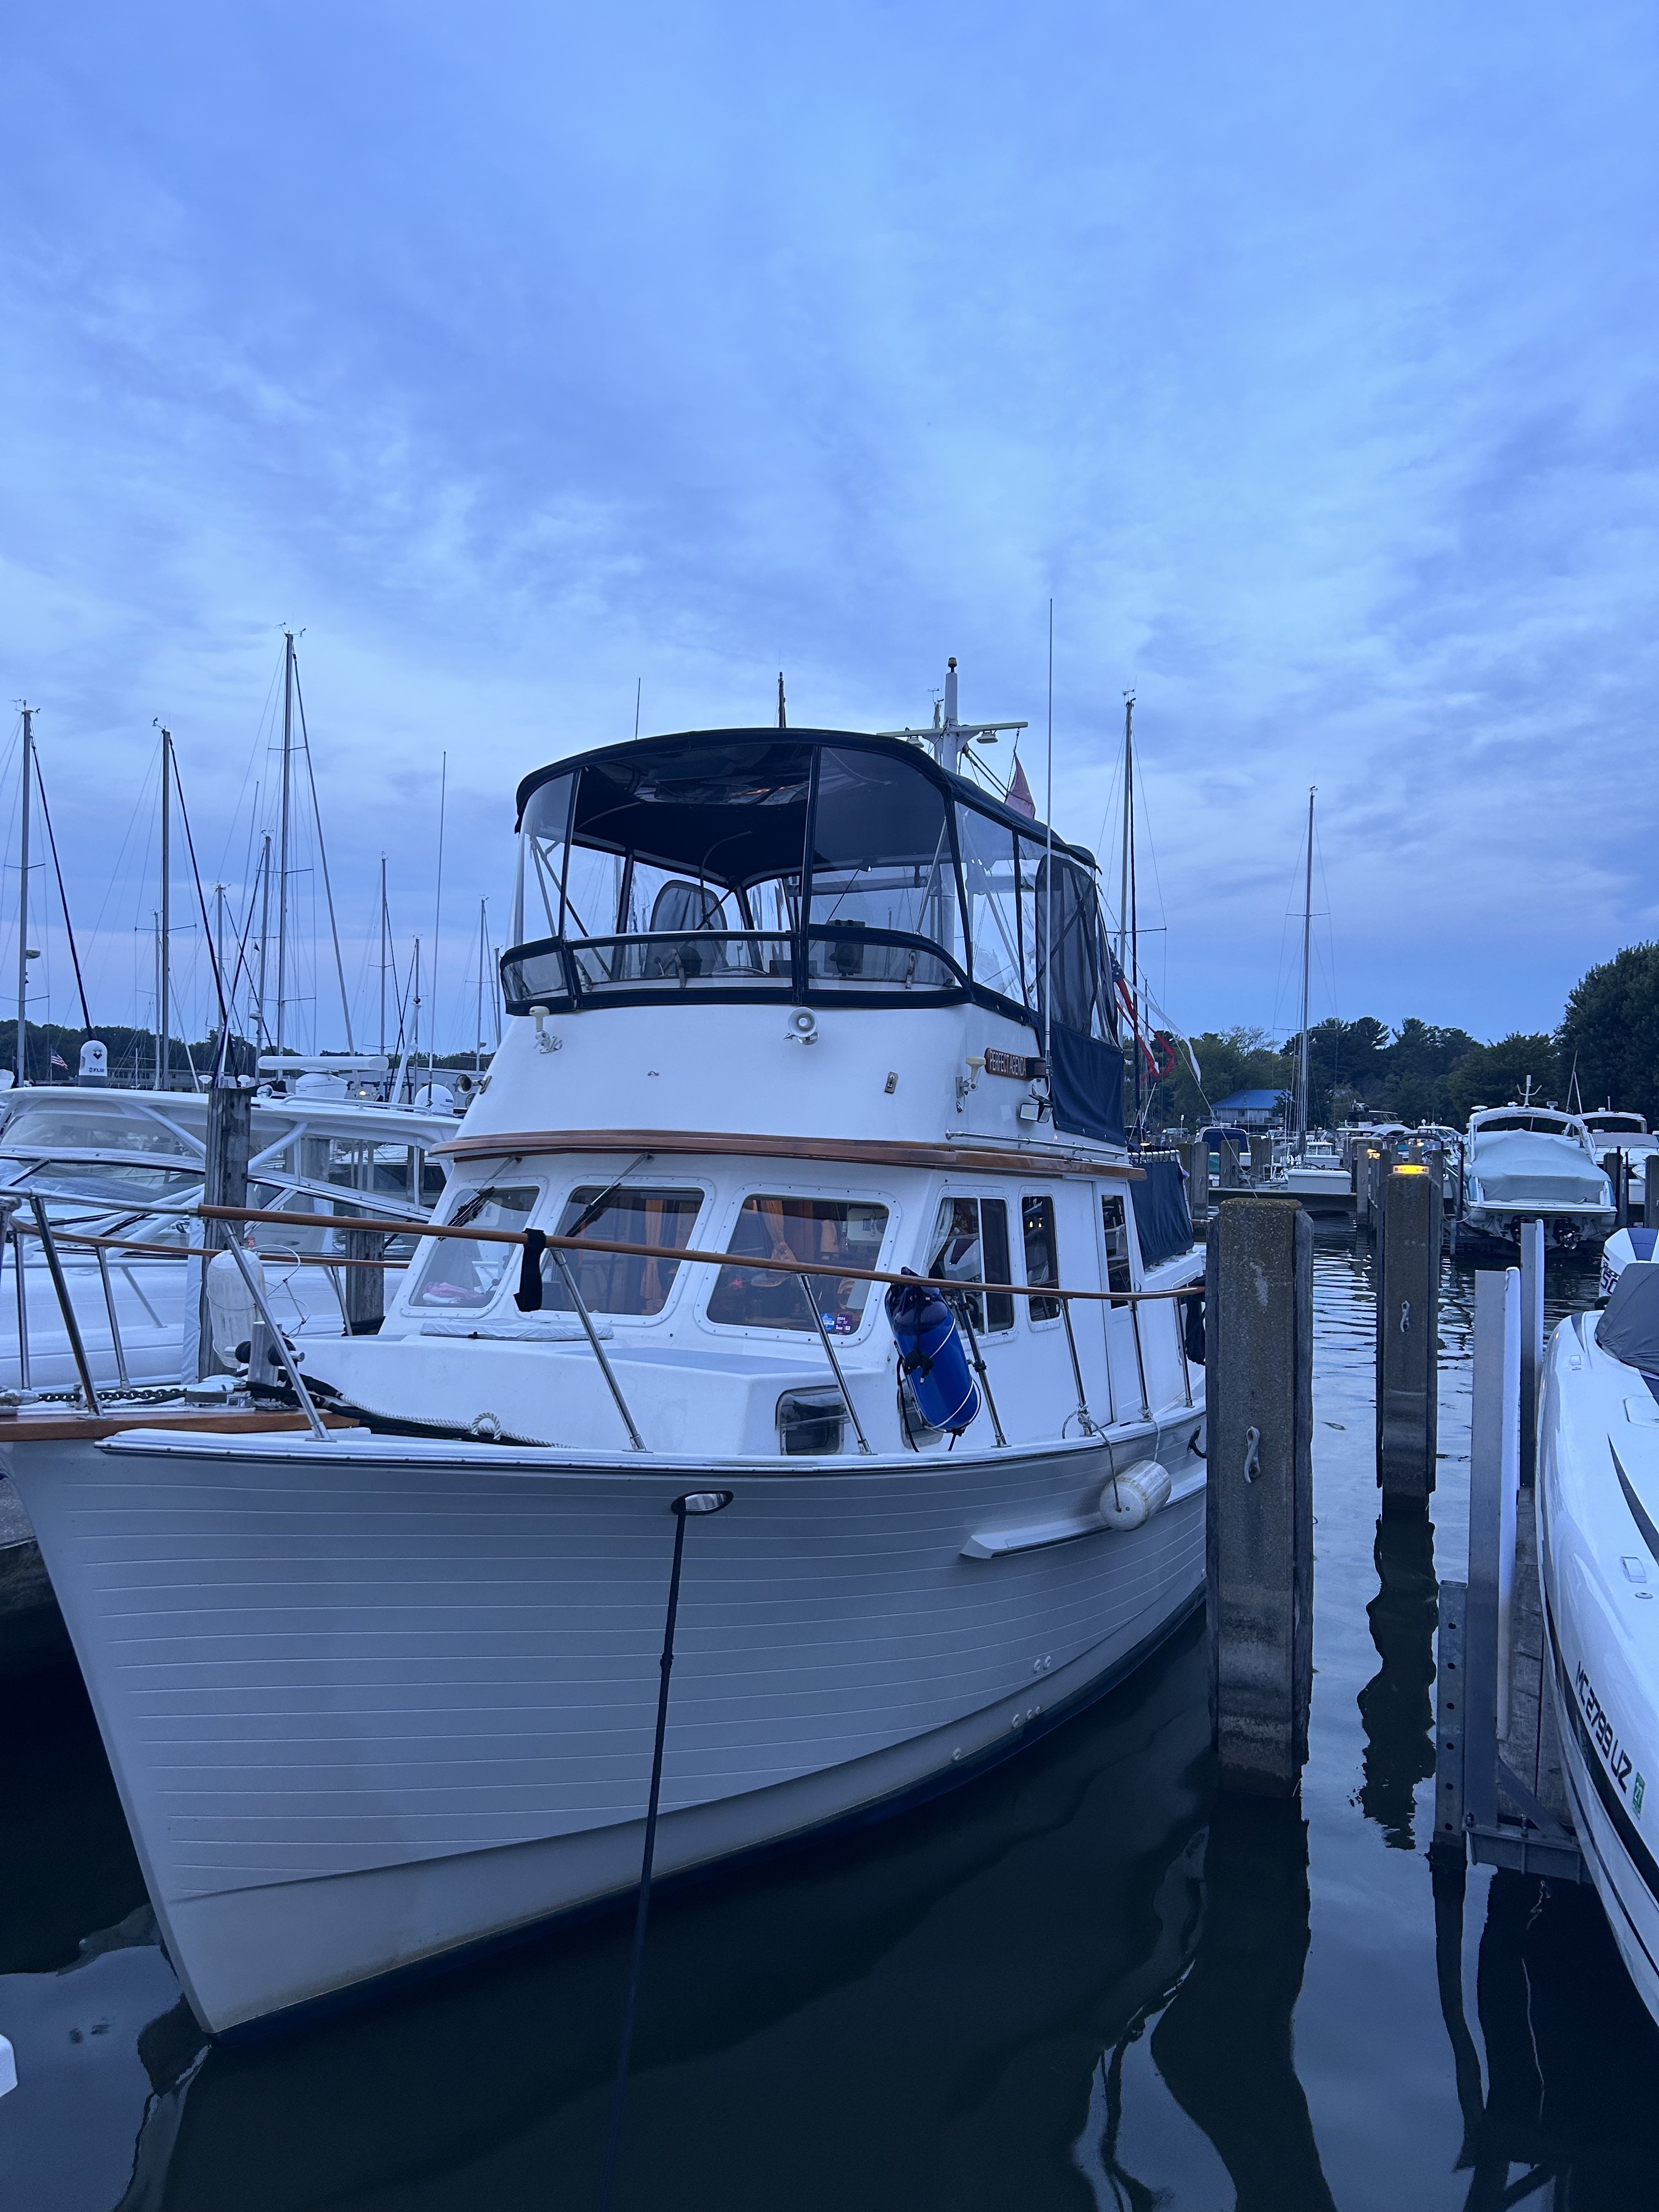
198;1203;1201;1306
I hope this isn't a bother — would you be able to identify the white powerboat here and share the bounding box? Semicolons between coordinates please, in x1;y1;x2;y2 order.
0;1081;454;1389
1269;1135;1352;1211
1463;1105;1613;1250
2;681;1206;2036
1583;1111;1657;1220
1538;1265;1659;2027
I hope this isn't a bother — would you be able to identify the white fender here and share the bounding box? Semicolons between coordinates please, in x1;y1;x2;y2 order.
1098;1458;1173;1532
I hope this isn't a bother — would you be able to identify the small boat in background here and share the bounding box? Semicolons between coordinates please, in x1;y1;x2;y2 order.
1583;1111;1657;1222
0;1080;453;1390
1462;1104;1613;1251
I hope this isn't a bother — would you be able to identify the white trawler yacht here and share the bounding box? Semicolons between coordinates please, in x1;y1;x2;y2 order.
2;678;1206;2036
1463;1102;1614;1250
0;1076;453;1389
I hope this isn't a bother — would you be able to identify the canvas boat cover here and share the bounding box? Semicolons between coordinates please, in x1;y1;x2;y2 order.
1595;1262;1659;1374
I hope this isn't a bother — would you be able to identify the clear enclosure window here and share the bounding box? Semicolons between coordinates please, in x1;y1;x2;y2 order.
517;774;574;943
539;1185;704;1315
408;1184;538;1310
808;749;961;969
1101;1194;1133;1299
927;1195;1014;1332
955;808;1025;1008
707;1195;889;1333
1021;1194;1061;1323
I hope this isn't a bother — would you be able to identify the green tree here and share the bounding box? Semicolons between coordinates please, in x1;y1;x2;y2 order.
1152;1025;1291;1131
1379;1019;1480;1125
1442;1033;1560;1127
1558;944;1659;1125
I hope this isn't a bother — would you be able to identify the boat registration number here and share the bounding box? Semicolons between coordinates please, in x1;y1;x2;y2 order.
1575;1660;1635;1798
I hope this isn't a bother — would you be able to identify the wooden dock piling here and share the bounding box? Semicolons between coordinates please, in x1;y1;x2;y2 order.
1217;1136;1243;1192
196;1075;253;1376
1189;1135;1210;1228
1375;1163;1441;1513
1206;1194;1313;1796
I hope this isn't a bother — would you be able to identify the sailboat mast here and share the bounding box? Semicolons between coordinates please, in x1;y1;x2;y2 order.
1297;787;1315;1146
157;727;171;1091
475;898;487;1073
275;631;294;1058
15;706;31;1087
379;857;388;1059
255;834;273;1049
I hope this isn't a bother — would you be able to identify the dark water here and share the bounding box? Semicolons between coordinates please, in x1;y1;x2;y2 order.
4;1238;1659;2210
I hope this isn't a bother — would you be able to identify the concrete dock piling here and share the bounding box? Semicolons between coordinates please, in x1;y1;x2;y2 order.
1205;1194;1314;1796
1375;1162;1441;1513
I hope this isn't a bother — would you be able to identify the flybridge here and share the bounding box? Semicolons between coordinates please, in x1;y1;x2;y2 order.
503;728;1105;1031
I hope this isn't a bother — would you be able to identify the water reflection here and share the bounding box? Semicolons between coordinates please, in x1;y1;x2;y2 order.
1153;1795;1338;2212
107;1621;1215;2212
1460;1871;1659;2210
1357;1511;1438;1849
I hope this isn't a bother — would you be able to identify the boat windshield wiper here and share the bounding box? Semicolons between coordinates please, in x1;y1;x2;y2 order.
566;1152;654;1238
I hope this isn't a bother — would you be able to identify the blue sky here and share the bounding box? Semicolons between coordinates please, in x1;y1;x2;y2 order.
1;2;1655;1055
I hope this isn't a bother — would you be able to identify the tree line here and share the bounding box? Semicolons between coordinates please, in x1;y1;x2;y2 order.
1147;943;1659;1132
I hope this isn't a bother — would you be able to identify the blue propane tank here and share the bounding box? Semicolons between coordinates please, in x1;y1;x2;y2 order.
885;1274;981;1435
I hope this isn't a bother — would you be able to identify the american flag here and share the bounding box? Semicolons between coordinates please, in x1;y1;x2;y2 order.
49;1052;67;1070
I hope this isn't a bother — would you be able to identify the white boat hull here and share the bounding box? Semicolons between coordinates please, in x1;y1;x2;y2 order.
1539;1316;1659;2027
5;1409;1204;2035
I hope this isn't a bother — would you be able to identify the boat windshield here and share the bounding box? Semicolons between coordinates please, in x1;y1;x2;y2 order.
408;1186;538;1310
1475;1114;1579;1137
0;1158;203;1206
0;1105;200;1158
504;733;1116;1039
1586;1115;1647;1136
537;1184;704;1315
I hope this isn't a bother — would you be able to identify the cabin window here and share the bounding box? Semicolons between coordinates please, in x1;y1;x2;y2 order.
707;1195;889;1333
1101;1194;1134;1299
1021;1194;1061;1323
408;1184;538;1310
927;1195;1014;1333
539;1184;704;1316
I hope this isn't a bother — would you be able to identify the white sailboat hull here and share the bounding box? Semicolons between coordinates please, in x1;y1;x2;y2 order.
5;1409;1204;2035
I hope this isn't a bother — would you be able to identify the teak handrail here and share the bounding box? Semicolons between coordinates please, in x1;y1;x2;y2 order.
198;1203;1201;1306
